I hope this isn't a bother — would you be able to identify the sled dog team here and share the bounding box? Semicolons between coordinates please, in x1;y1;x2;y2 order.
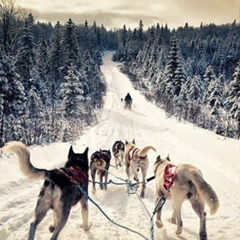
2;140;219;240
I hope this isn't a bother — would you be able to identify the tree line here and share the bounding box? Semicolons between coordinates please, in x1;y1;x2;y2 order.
114;20;240;139
1;0;240;146
0;0;115;146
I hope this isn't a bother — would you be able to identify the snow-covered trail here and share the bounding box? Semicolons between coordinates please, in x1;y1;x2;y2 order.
0;51;239;240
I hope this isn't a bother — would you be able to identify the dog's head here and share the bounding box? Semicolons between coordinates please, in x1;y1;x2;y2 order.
65;146;89;171
114;140;125;151
125;139;135;148
155;154;171;164
99;149;111;163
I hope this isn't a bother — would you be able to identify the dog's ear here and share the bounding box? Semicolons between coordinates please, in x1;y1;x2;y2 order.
166;154;170;161
132;138;135;144
84;147;89;156
68;146;74;157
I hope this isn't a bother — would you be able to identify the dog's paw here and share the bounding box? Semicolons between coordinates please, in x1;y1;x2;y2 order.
92;188;96;194
81;222;92;231
156;220;163;228
175;227;182;235
140;191;145;198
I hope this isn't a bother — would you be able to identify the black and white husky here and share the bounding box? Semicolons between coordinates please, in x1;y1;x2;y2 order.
2;141;91;240
112;140;125;168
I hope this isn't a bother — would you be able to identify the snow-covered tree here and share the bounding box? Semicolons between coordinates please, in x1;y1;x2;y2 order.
23;86;45;145
204;65;216;103
160;37;186;97
208;74;224;112
60;63;85;120
188;73;205;103
0;48;26;145
36;32;50;105
225;60;240;137
15;15;35;92
49;21;63;97
61;18;80;68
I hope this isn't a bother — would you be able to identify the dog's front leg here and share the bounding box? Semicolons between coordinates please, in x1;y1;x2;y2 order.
91;169;97;194
99;172;104;190
115;156;119;169
80;197;92;231
28;223;37;240
125;163;130;178
104;172;108;190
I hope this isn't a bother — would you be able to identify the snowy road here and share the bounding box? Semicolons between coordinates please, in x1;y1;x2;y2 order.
0;51;240;240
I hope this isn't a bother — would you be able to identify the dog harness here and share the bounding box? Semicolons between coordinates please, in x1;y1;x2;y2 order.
60;167;88;186
128;146;147;162
163;164;177;191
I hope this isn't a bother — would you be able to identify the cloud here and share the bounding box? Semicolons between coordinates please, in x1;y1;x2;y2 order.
16;0;239;29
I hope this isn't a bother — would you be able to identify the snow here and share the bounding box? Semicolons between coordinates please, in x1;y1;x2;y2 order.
0;51;240;240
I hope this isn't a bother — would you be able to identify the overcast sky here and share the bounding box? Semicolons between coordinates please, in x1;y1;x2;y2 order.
15;0;239;29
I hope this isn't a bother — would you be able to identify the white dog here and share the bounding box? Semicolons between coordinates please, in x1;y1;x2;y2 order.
154;155;219;240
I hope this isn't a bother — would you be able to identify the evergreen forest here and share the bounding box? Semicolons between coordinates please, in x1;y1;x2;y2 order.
0;2;240;146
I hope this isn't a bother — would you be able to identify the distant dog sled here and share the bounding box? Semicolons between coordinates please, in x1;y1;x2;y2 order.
124;93;132;109
154;155;219;240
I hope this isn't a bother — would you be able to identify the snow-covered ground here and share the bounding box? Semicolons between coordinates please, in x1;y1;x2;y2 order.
0;51;239;240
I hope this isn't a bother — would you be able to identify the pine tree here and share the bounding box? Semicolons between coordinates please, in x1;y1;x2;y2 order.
24;86;45;145
208;75;224;112
189;73;205;102
61;18;80;67
158;37;186;97
60;63;84;120
204;65;216;103
15;15;35;92
0;47;26;145
36;31;50;105
225;60;240;137
49;21;63;97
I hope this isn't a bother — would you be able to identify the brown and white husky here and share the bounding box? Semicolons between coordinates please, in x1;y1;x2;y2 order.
124;139;156;198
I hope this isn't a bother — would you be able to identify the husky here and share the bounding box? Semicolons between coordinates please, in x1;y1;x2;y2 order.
154;155;219;240
124;139;156;198
2;141;91;240
112;140;125;168
90;149;111;194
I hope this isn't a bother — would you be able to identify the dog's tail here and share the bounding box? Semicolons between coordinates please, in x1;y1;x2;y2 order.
2;141;47;180
191;172;219;215
138;146;157;157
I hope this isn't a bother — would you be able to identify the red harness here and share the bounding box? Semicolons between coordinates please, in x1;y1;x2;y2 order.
163;164;177;191
60;167;88;186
